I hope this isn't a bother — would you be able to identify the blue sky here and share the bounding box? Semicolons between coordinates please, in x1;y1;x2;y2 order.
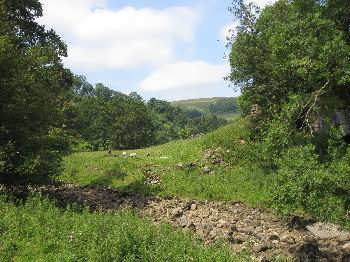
39;0;274;101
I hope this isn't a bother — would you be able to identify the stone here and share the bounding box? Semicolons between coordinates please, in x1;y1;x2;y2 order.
178;216;189;228
257;255;270;262
171;207;183;217
280;234;295;244
202;223;214;232
237;226;254;234
338;234;350;242
217;219;227;228
208;229;220;240
190;203;197;210
230;225;238;232
202;166;211;174
306;222;345;240
228;235;244;244
253;243;272;253
269;232;280;241
176;163;184;169
239;139;246;145
342;242;350;253
188;223;196;231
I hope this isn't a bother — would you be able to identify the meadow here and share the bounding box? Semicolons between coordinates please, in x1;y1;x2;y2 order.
61;119;271;205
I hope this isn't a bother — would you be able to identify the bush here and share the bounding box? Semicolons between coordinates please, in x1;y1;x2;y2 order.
0;129;69;184
272;144;350;225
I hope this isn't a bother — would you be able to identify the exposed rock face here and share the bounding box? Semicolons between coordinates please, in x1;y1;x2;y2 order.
5;184;350;262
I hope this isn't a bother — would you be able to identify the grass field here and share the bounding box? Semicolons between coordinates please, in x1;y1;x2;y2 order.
61;119;272;205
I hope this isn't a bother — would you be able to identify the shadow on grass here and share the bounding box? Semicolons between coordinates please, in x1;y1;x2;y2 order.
89;169;128;187
0;172;161;212
117;179;162;197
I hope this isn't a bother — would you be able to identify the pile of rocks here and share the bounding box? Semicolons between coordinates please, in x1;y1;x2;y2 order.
143;169;161;186
175;148;230;175
142;198;350;261
203;147;226;166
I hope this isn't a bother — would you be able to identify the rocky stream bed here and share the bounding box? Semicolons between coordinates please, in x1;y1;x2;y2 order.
4;184;350;262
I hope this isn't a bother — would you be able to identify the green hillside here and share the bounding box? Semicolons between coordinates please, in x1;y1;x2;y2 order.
172;97;240;120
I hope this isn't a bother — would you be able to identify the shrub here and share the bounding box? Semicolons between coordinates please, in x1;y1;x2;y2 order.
272;144;350;225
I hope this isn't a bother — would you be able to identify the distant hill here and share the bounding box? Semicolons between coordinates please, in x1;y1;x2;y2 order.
171;97;240;120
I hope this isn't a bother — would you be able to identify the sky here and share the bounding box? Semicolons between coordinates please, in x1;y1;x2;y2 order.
38;0;275;101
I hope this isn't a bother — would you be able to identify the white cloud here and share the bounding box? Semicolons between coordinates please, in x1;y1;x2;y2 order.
252;0;275;7
220;0;276;45
139;61;231;100
139;62;236;101
220;22;238;43
38;1;199;71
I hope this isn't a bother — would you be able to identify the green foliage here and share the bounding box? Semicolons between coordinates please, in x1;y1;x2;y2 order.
67;79;154;150
0;0;73;183
271;144;350;225
230;0;350;123
0;196;248;261
228;0;350;225
64;81;228;151
147;98;228;145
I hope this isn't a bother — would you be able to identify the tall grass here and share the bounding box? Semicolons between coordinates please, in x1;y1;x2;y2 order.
0;196;250;261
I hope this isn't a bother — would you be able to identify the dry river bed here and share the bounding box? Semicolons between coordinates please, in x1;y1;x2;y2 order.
3;184;350;262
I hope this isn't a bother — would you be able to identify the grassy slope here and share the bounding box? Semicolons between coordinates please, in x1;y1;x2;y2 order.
61;119;272;205
2;120;273;261
171;97;240;120
0;196;249;261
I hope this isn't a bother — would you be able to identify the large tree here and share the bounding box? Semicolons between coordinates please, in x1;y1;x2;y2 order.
0;0;72;183
68;80;155;150
230;0;350;133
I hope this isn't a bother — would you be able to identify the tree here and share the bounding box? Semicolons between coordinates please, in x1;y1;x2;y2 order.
229;0;350;134
67;83;155;150
0;0;72;183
